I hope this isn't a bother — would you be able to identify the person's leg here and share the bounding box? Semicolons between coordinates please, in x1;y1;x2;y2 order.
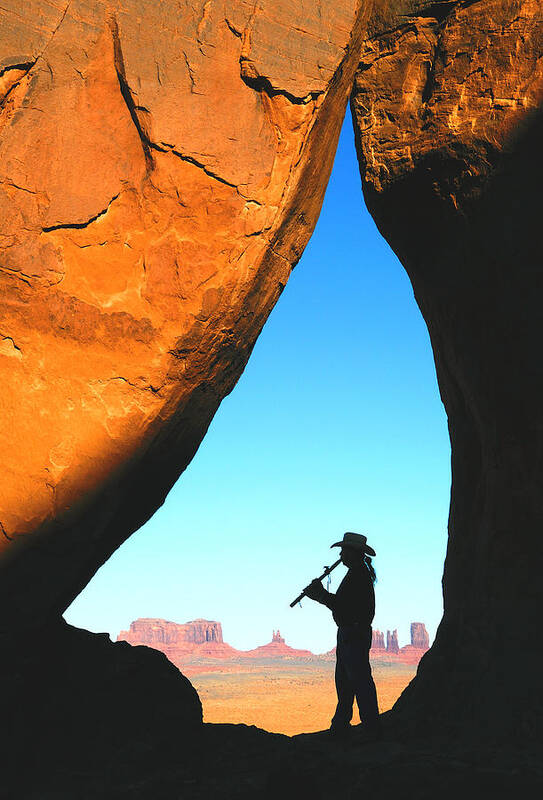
354;658;380;730
330;629;355;730
343;628;380;730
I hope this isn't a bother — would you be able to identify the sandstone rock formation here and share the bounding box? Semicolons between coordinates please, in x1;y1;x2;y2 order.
410;622;429;651
318;622;431;663
386;629;399;654
118;618;314;662
2;0;542;755
396;622;430;664
371;629;385;650
243;629;313;659
352;0;543;737
370;624;432;662
0;0;366;628
118;617;239;663
120;617;224;646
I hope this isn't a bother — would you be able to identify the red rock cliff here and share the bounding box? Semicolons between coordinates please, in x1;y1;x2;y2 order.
118;619;316;662
410;623;429;651
117;618;238;664
119;618;224;646
371;629;385;650
386;629;399;654
243;630;313;659
0;0;368;628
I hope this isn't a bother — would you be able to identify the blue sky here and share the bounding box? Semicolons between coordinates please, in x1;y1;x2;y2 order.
65;115;451;654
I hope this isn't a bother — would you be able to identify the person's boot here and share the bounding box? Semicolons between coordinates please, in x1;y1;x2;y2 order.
328;723;352;741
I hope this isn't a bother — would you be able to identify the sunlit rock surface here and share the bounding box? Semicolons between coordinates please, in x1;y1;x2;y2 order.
0;0;366;626
352;0;543;738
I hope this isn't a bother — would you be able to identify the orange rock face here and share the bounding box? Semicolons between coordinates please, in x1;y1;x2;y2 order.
0;0;366;626
352;0;543;196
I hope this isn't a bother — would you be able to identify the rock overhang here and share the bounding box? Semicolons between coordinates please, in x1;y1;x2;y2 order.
0;0;367;626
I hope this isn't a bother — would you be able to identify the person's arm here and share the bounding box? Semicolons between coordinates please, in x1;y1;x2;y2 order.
304;579;337;610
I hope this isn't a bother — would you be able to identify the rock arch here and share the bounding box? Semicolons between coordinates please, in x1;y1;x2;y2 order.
0;0;541;753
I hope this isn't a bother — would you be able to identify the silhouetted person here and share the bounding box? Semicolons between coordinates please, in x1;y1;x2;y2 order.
304;531;380;740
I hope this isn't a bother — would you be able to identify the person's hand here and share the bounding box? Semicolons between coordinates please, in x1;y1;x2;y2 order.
304;579;324;601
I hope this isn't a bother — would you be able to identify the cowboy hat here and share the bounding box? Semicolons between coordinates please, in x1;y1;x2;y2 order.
331;531;376;556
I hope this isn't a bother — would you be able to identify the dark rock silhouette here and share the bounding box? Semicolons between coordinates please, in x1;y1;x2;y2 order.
352;0;543;740
2;619;202;797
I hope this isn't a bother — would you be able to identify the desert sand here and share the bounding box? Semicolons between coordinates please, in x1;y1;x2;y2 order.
186;658;416;736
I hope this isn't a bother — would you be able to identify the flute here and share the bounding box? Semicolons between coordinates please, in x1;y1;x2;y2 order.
289;558;342;607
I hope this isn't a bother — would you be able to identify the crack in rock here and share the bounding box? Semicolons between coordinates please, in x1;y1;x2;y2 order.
224;17;242;38
0;61;36;109
147;140;239;189
0;179;37;195
240;61;323;105
0;521;12;541
0;62;36;79
109;14;154;172
0;266;34;286
101;376;163;394
41;194;119;232
0;335;23;359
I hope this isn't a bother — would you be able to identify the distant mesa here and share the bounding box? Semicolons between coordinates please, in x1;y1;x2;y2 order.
118;620;313;664
325;622;430;664
411;622;430;650
117;618;239;663
119;617;224;646
374;622;430;664
117;618;430;666
386;629;400;654
242;629;313;659
396;622;431;664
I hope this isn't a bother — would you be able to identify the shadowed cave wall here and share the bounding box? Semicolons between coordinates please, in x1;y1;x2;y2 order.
352;0;543;740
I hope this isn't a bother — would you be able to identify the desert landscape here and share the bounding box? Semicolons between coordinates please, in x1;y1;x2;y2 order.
117;618;425;735
188;658;416;735
3;0;543;795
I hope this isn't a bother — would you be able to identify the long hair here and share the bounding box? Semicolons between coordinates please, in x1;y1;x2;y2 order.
364;555;377;584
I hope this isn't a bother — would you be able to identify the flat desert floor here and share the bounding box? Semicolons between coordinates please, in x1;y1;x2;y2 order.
185;658;417;736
